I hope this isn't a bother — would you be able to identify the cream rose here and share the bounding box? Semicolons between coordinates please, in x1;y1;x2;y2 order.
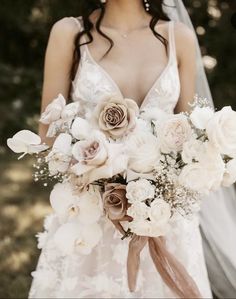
158;114;192;153
126;131;160;173
206;106;236;156
103;183;127;220
92;94;139;138
126;179;155;203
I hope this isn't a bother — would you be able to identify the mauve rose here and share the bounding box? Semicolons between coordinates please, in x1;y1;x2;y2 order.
93;94;139;139
72;132;108;168
103;183;128;220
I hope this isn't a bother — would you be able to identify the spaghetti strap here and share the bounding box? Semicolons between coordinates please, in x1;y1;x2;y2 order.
168;21;177;63
70;16;83;30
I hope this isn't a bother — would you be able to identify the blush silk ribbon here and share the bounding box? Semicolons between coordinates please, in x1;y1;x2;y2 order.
112;221;202;298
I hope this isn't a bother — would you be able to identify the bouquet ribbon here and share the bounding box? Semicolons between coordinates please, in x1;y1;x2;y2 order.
126;234;202;298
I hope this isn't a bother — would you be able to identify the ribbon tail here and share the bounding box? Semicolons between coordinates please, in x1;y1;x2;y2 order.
127;235;148;292
148;237;202;299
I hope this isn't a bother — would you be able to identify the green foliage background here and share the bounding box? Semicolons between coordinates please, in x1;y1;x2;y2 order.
0;0;235;298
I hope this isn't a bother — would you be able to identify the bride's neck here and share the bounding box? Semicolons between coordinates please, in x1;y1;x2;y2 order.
100;0;150;30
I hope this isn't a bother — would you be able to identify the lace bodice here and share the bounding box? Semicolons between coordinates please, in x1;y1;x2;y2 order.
70;17;180;115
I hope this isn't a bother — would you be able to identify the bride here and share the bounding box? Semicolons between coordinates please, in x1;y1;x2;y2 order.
29;0;214;298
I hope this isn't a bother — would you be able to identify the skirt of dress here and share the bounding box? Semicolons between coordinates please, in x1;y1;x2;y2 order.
29;213;212;298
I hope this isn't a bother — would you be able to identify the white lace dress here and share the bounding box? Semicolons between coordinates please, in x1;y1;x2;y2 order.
29;17;212;298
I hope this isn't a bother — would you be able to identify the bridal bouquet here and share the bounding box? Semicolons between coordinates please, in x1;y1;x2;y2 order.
7;93;236;295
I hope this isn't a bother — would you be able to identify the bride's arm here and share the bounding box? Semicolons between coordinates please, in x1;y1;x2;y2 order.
38;17;79;145
174;22;197;113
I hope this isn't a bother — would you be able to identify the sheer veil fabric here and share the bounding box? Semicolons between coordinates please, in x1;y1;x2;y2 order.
164;1;236;298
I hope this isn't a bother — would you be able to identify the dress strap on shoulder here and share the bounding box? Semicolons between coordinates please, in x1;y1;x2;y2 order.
168;21;177;63
70;16;84;30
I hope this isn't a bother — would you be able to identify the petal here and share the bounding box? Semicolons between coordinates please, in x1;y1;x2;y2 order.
71;117;92;140
71;162;94;176
53;133;72;154
7;137;27;153
12;130;41;145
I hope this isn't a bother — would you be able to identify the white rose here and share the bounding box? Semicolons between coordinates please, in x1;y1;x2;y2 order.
179;143;225;194
128;219;152;236
140;107;168;123
46;133;72;175
126;131;160;173
222;158;236;187
61;102;80;121
126;179;155;203
199;142;225;191
71;117;92;140
7;130;48;159
206;106;236;156
127;202;149;220
158;114;192;153
148;199;171;229
190;106;214;130
181;138;204;164
40;94;66;124
53;221;102;255
179;163;209;194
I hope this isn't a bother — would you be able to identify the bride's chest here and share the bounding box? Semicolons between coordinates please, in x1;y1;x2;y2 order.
71;47;180;114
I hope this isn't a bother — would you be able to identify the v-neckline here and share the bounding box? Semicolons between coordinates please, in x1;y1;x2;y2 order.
83;20;173;110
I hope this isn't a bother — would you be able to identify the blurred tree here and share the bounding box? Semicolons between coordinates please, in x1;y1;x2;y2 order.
0;0;235;145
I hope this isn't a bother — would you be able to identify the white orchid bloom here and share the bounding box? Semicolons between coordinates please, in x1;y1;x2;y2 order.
7;130;48;159
50;182;79;223
53;221;102;255
40;93;66;124
61;102;80;121
46;133;72;175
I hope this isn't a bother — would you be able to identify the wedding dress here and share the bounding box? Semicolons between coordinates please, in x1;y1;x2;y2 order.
29;17;212;298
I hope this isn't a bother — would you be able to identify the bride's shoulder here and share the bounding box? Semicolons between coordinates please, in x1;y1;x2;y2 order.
173;21;195;44
49;16;82;41
173;21;196;62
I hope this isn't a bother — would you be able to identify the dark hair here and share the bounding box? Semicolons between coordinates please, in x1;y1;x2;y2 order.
70;0;170;81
